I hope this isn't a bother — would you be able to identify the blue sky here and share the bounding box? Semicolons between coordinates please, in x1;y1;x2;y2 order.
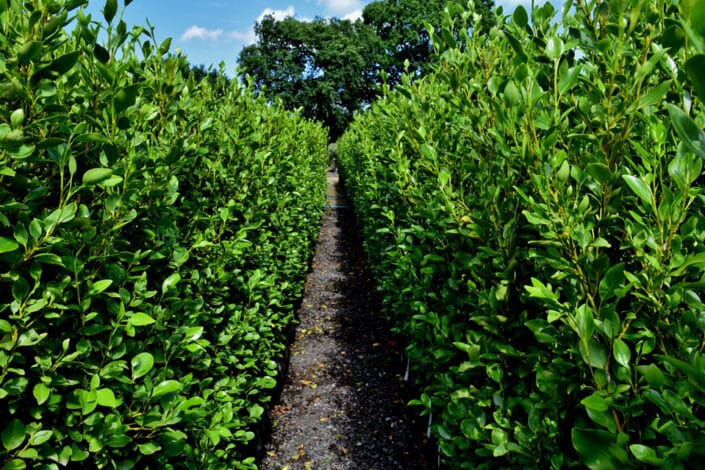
83;0;535;77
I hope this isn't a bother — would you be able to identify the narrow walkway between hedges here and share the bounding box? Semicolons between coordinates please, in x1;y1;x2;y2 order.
259;171;433;469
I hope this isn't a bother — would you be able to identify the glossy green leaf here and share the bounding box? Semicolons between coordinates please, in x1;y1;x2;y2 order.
162;273;181;294
152;380;181;398
33;383;50;405
0;236;19;254
575;304;595;341
77;389;98;414
580;339;608;369
10;109;24;128
558;65;581;94
585;163;612;184
33;253;64;266
637;364;671;387
2;419;26;451
158;37;172;56
16;40;42;65
667;103;705;158
13;224;27;249
127;313;156;326
505;32;527;63
32;51;80;80
103;0;118;23
138;442;162;455
504;81;522;107
661;24;685;52
572;428;620;470
93;43;110;64
513;5;528;28
622;175;653;206
114;84;140;115
89;279;113;295
630;444;664;465
599;262;625;302
613;339;631;367
636;80;672;110
131;352;154;380
96;388;118;407
668;149;702;190
581;392;612;412
685;54;705;102
29;430;53;446
0;459;27;470
691;0;705;40
545;37;564;60
82;168;113;185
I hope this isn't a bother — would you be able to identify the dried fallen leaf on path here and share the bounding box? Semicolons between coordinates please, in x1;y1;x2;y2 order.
300;379;318;389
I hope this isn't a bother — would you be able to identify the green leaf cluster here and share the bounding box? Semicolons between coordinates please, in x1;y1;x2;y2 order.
237;0;496;141
339;0;705;467
0;0;327;468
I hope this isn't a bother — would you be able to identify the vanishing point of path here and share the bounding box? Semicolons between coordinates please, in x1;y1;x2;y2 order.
259;171;434;469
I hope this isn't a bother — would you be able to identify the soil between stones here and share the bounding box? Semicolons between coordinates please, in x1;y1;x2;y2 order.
258;171;434;469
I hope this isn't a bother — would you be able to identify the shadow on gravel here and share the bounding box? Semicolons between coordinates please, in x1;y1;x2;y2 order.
330;193;436;469
258;174;436;469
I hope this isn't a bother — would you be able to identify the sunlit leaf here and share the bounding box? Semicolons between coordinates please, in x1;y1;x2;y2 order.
127;313;155;326
622;175;653;206
0;236;19;254
613;339;631;367
152;380;181;398
131;352;154;380
82;168;113;185
630;444;664;465
161;273;181;294
33;383;50;405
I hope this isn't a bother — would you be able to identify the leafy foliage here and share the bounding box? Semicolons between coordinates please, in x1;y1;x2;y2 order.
362;0;495;84
238;16;380;141
0;0;327;468
238;0;496;141
338;0;705;467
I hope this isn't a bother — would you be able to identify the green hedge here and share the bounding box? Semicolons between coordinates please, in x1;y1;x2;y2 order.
338;0;705;467
0;1;327;468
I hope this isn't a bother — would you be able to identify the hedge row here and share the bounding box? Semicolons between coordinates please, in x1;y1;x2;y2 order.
0;1;327;468
338;0;705;467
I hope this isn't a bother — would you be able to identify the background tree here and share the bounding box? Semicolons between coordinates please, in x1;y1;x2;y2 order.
362;0;496;85
238;16;380;140
238;0;495;140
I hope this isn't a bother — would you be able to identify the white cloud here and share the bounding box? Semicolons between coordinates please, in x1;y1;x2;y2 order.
229;30;256;43
257;5;296;23
180;25;223;42
317;0;362;15
227;6;298;47
343;9;363;21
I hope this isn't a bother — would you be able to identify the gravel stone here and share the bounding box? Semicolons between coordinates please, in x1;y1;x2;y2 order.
259;171;434;469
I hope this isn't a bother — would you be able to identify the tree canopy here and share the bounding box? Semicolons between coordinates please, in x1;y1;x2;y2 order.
238;16;380;140
238;0;496;140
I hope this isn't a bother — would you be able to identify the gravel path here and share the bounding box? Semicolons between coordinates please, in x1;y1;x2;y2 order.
258;171;434;469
